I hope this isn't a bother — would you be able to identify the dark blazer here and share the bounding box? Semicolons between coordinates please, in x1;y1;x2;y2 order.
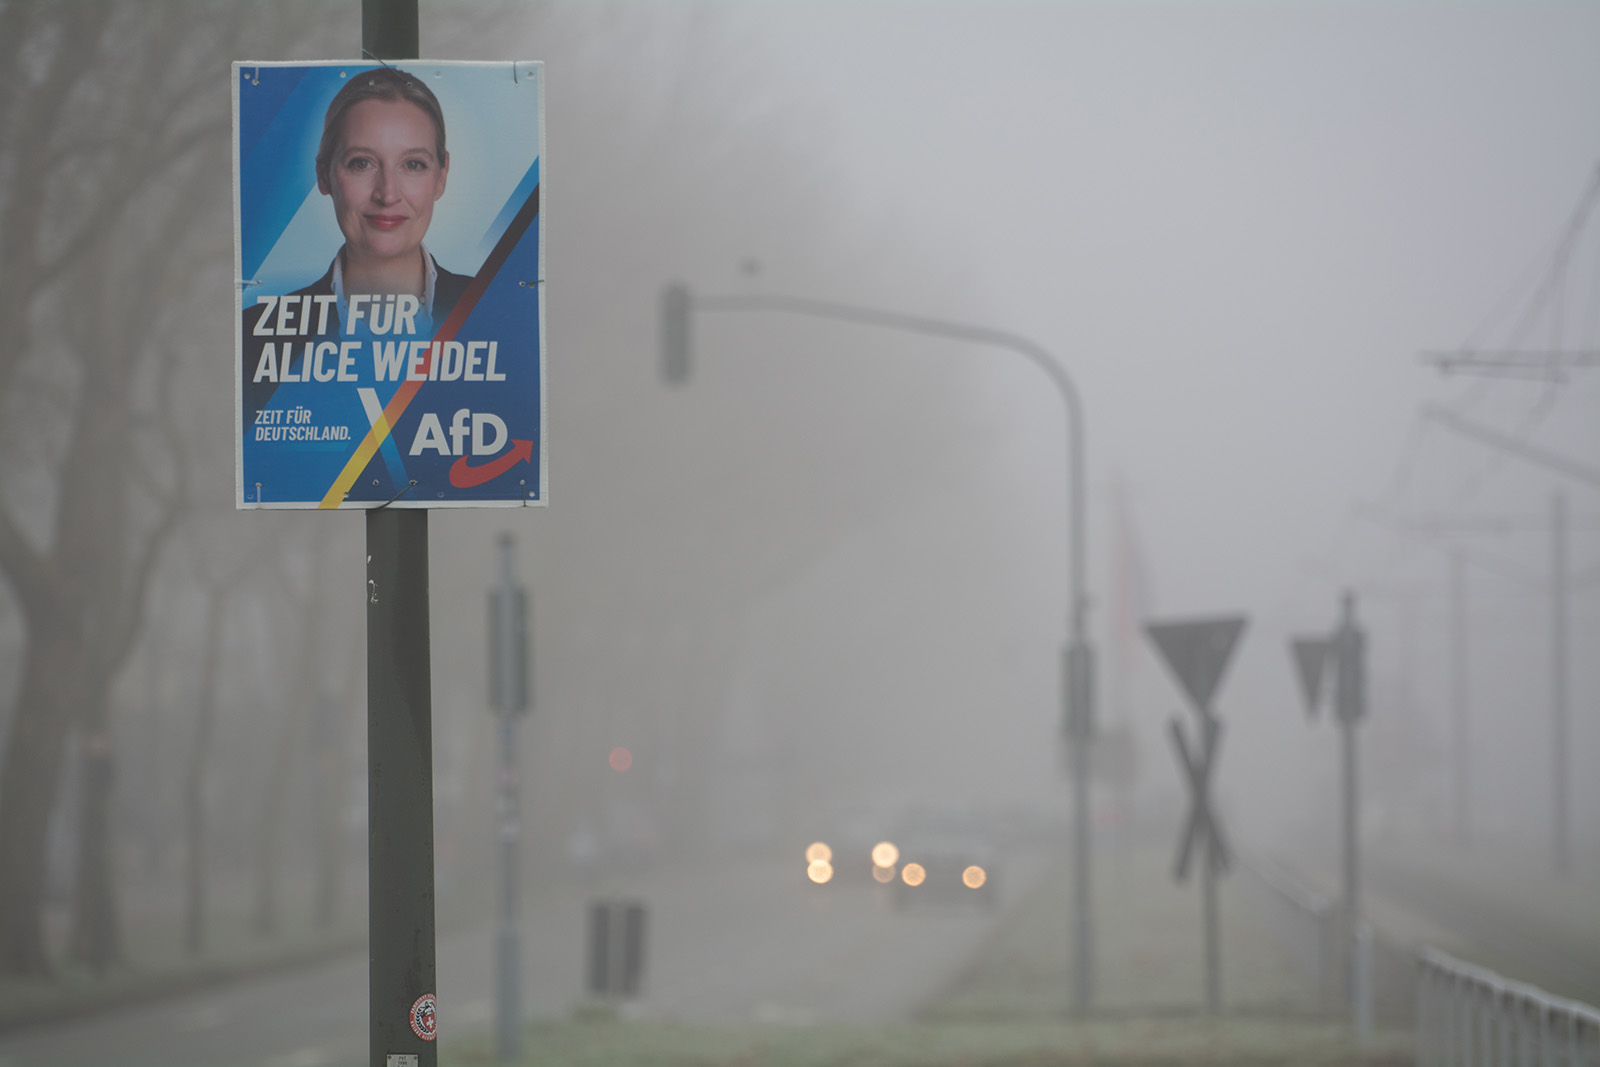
242;254;472;418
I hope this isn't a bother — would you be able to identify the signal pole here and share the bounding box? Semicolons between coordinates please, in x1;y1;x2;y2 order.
1551;492;1569;876
1334;593;1367;1034
1449;550;1469;846
660;285;1096;1010
1290;590;1369;1039
490;533;529;1060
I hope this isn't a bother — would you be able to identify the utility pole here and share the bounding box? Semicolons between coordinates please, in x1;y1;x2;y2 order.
237;9;544;1062
1450;550;1469;846
1551;492;1569;876
361;5;437;1067
1412;409;1590;876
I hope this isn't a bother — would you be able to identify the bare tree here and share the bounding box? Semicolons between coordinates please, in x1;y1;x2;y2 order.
174;511;287;956
252;525;354;937
0;1;329;977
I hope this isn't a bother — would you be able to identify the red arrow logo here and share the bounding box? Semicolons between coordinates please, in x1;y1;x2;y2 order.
449;439;533;489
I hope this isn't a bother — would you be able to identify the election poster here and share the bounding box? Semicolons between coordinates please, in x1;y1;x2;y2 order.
233;60;545;509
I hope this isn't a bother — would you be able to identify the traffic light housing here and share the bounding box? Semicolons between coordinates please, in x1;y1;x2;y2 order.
660;282;691;385
1062;641;1095;742
488;586;530;715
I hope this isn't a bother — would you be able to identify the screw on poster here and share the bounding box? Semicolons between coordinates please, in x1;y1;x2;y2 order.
232;61;545;509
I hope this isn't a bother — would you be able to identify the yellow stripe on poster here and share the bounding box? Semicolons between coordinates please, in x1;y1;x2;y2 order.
318;412;391;509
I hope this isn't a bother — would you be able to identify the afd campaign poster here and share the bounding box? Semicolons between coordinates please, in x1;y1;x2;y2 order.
233;60;545;509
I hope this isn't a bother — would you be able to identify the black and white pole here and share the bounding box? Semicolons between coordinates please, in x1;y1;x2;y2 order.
489;534;530;1059
1145;616;1245;1018
361;6;439;1067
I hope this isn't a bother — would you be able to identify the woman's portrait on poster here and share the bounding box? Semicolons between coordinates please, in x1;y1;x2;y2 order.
244;66;470;411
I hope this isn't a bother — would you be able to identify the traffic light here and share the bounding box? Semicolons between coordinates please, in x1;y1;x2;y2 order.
660;282;691;385
488;586;529;715
1334;594;1365;725
1062;640;1095;741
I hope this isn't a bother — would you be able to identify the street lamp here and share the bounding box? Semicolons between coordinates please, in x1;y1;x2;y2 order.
658;283;1098;1011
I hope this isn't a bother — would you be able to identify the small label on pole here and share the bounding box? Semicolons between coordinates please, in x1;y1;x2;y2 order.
410;993;437;1041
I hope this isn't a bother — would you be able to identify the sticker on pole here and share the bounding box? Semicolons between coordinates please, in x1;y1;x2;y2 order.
231;60;546;509
409;993;437;1041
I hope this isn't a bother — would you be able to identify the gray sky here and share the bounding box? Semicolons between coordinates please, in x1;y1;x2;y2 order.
725;0;1596;598
644;0;1600;839
397;1;1600;859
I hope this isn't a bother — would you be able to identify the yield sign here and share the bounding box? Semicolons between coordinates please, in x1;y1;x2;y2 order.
1290;637;1333;717
1169;713;1230;882
1145;616;1248;713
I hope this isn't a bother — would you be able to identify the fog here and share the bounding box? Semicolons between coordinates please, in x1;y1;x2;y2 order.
449;0;1600;866
0;0;1594;1039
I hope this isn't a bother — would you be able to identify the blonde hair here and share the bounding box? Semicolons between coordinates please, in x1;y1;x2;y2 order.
315;67;446;187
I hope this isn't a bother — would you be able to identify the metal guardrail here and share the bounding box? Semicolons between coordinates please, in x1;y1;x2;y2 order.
1417;947;1600;1067
1234;849;1391;1036
1235;849;1337;1007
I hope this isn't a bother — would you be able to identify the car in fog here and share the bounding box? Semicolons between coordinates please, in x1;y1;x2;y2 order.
802;831;885;888
887;822;997;910
802;808;998;909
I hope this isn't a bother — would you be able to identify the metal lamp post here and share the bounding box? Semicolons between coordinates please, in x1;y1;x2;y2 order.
660;284;1097;1010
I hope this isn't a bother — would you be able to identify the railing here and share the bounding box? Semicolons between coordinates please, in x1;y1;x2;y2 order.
1235;849;1337;1008
1417;947;1600;1067
1234;849;1403;1034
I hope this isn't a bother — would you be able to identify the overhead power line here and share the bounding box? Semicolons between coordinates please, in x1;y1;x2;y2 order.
1419;350;1600;381
1421;405;1600;491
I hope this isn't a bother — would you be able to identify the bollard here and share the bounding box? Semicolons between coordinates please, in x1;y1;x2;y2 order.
587;900;648;1001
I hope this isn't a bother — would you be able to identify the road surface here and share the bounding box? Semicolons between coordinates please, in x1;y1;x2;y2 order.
0;850;1040;1067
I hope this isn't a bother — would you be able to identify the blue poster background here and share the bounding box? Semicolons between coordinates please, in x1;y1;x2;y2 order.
233;60;544;508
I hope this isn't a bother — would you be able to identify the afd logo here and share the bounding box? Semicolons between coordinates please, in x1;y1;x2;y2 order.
409;408;507;457
405;407;532;490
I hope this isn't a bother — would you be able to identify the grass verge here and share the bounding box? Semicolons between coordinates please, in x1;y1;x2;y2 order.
443;1016;1410;1067
446;842;1411;1066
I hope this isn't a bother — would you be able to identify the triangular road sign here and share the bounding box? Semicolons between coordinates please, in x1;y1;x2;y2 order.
1290;637;1332;717
1144;616;1247;713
